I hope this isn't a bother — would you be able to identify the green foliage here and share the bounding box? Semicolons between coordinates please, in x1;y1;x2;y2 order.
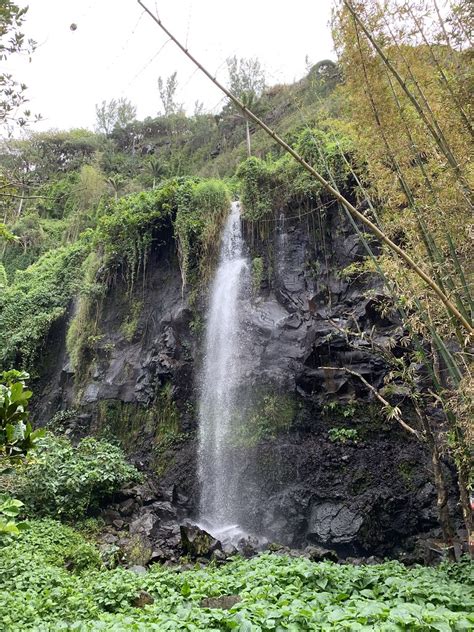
328;427;359;444
174;178;230;286
234;391;296;447
0;494;27;539
0;1;37;130
120;300;143;342
323;400;357;418
0;263;7;289
0;222;16;241
0;370;42;541
95;182;179;290
251;256;264;293
0;240;88;368
236;156;279;221
0;369;43;461
34;172;79;219
16;433;141;520
0;530;473;630
66;251;105;374
237;127;355;221
95;98;137;136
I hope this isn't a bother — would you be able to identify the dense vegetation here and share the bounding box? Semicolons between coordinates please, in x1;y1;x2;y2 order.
1;520;473;630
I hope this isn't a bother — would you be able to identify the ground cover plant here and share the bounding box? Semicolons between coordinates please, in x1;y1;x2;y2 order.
0;520;473;631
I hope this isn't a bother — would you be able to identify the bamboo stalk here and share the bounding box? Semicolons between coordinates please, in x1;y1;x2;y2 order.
405;3;473;139
343;0;472;197
137;0;473;336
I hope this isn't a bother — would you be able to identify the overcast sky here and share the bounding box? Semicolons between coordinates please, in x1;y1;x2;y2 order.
8;0;335;132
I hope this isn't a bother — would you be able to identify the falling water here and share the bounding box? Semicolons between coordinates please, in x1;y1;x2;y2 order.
198;201;249;534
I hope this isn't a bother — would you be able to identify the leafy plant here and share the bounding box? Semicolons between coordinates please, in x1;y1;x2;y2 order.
0;369;43;461
0;526;473;630
328;427;359;444
0;494;27;539
17;434;141;520
0;241;88;368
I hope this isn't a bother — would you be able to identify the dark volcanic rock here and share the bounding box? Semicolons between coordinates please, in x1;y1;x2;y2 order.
307;502;364;545
303;544;338;562
32;203;461;560
180;524;222;558
200;595;241;610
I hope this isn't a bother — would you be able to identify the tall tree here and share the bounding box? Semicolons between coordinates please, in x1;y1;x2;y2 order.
226;56;266;156
157;72;181;116
0;1;38;133
333;0;473;535
95;98;137;136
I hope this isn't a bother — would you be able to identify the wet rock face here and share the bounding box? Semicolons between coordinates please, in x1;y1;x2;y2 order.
308;502;364;545
33;204;456;558
180;524;222;558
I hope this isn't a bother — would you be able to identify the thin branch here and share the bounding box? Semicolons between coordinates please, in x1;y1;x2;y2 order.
320;365;423;440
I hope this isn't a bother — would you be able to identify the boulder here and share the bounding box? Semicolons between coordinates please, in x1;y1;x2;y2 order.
118;498;136;516
132;590;154;608
180;524;222;558
129;565;147;575
200;595;241;609
150;501;177;522
303;544;338;562
129;511;160;538
307;502;363;545
238;536;259;558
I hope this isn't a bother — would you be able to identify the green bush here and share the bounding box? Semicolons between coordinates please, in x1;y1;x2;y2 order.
237;127;355;221
0;240;88;368
237;156;281;221
17;434;141;520
174;177;230;285
94;178;187;290
0;369;43;461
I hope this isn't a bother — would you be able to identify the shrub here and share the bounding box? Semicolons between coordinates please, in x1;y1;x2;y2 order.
174;178;230;286
17;434;141;520
0;241;88;368
237;156;281;221
0;537;473;630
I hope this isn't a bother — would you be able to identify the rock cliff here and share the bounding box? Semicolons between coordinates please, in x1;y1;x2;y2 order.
34;201;456;558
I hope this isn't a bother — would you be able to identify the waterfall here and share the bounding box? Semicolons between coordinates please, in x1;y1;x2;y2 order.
198;201;249;534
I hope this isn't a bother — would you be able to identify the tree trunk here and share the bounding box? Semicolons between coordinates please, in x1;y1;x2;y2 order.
415;403;455;547
246;119;251;157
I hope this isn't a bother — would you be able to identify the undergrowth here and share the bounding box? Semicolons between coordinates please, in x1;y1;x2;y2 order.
0;520;472;630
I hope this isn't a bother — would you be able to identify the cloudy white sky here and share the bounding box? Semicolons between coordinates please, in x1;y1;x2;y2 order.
7;0;335;132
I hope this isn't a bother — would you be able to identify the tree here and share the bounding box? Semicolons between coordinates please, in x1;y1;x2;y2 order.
0;1;38;133
226;56;266;156
106;173;126;201
146;155;166;189
332;0;473;535
95;98;137;136
157;72;181;116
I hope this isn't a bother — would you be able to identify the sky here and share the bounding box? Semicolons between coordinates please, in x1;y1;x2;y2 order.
7;0;335;132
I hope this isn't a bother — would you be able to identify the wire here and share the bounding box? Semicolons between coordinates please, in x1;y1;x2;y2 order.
124;38;172;89
104;10;146;74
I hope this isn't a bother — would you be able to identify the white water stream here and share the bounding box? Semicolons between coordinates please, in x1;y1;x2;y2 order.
197;201;249;539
